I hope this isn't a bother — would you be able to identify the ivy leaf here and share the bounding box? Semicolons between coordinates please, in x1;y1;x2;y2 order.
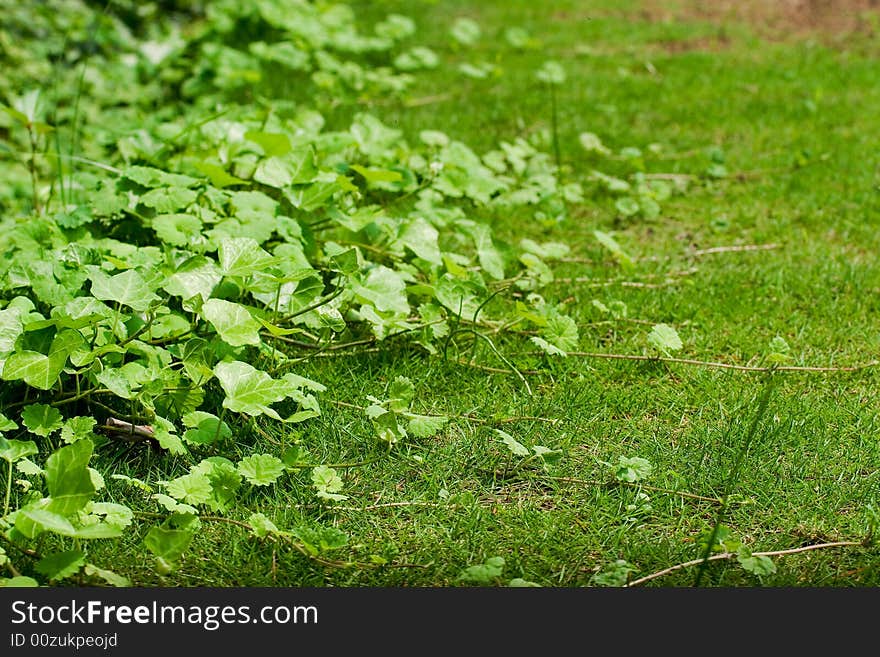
737;547;777;577
202;299;262;346
166;472;213;505
406;414;448;438
0;306;24;354
450;17;481;46
238;454;285;486
21;404;64;437
615;456;653;483
35;550;85;581
248;512;279;538
89;269;160;311
84;564;130;587
647;323;683;355
218;237;276;278
163;255;222;304
460;556;505;583
214;360;295;419
594;230;634;271
0;437;38;463
182;411;232;445
60;416;97;444
0;412;17;431
495;429;529;457
45;439;96;515
145;525;194;565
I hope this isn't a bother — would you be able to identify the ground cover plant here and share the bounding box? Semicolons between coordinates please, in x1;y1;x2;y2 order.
0;0;878;587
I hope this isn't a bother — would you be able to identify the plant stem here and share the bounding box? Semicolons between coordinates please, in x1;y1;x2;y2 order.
3;461;13;519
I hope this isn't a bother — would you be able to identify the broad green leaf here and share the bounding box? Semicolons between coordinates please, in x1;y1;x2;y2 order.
647;323;683;355
182;411;232;445
191;457;241;512
21;404;63;437
218;237;276;278
450;17;481;46
496;429;529;457
398;217;442;265
737;547;777;577
291;525;348;553
530;336;567;357
89;269;160;311
214;360;293;419
0;306;24;353
388;376;415;411
615;456;653;483
145;525;193;563
542;314;579;353
84;564;130;587
0;437;38;463
166;472;213;505
244;130;291;157
1;576;40;587
238;454;285;486
509;578;542;587
253;156;294;188
60;416;97;444
460;556;505;583
406;414;448;438
594;230;634;271
202;299;262;346
15;508;77;538
350;164;403;184
0;412;17;431
139;186;198;213
163;255;222;304
311;465;344;493
536;60;566;85
35;550;85;581
352;266;410;315
45;439;95;515
248;512;279;538
152;213;204;247
16;458;43;476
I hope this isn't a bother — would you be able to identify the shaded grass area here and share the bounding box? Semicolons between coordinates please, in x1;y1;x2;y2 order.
81;0;880;586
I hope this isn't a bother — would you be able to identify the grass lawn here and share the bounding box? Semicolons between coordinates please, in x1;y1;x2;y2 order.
4;0;880;587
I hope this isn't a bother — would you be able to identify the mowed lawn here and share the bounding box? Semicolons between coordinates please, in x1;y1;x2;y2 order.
86;0;880;586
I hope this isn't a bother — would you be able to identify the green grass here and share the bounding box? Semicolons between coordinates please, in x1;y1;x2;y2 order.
79;0;880;586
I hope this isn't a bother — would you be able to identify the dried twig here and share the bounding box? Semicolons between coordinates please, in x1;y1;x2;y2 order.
690;243;780;257
625;540;866;587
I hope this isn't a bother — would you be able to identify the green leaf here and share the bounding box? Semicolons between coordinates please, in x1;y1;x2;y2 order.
495;429;529;457
0;437;38;463
406;414;448;438
140;186;198;213
0;306;24;354
591;560;636;587
89;269;160;311
238;454;286;486
145;525;194;564
218;237;276;278
166;472;213;505
248;512;279;538
45;440;96;515
60;416;97;444
311;465;344;493
35;550;85;581
0;576;40;587
152;213;204;247
536;60;566;85
737;547;777;577
594;230;634;271
352;266;410;315
290;524;348;553
509;577;541;587
163;255;222;304
350;164;403;184
202;299;262;347
615;456;653;483
21;404;63;437
84;564;130;587
450;17;481;46
15;508;77;538
460;556;505;583
214;360;295;419
182;411;232;445
647;323;683;355
0;412;17;431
